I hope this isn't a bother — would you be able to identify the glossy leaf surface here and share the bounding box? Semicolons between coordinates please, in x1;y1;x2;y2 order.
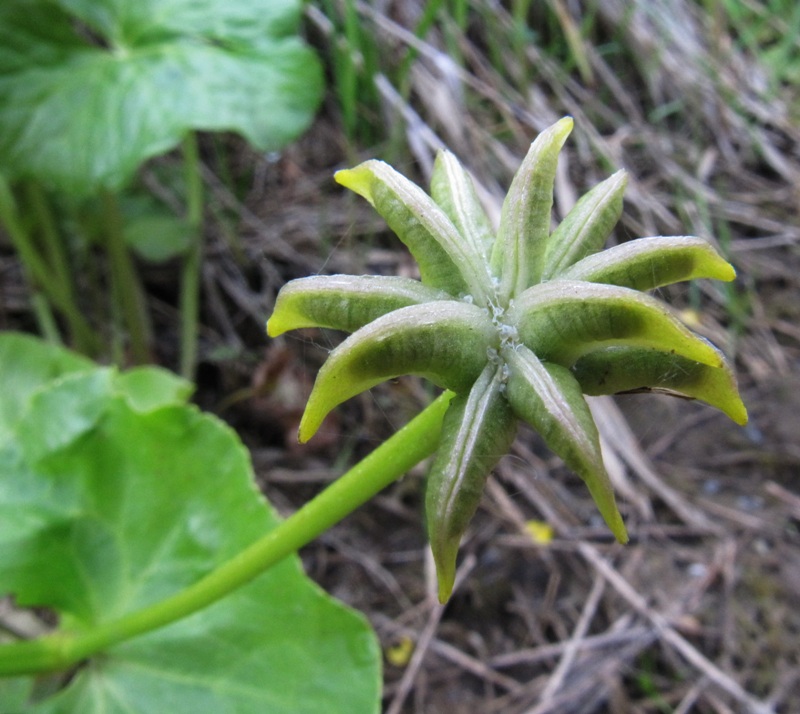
0;335;380;713
0;0;323;195
0;332;92;442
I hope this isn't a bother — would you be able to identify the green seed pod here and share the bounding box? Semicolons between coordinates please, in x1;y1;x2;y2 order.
431;149;495;260
491;117;573;299
571;346;748;425
335;161;491;304
298;301;496;442
426;363;517;603
509;280;724;368
267;275;450;337
268;118;748;602
560;236;736;290
542;169;628;280
503;345;627;543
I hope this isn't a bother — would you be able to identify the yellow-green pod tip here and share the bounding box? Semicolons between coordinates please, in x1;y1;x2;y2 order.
334;165;376;205
593;489;629;544
727;396;749;427
554;115;574;135
719;259;737;282
433;545;458;604
298;406;324;444
265;314;285;338
610;515;629;544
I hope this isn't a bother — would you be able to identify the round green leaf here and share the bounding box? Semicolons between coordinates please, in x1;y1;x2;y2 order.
125;214;191;262
0;332;192;448
0;372;380;713
112;366;194;412
0;332;92;443
0;0;323;195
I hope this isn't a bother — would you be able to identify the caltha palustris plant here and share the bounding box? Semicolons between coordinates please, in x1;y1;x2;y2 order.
267;118;747;602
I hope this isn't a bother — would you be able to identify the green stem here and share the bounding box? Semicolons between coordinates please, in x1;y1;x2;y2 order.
0;176;98;354
23;183;73;299
30;293;62;345
24;184;97;354
179;132;203;380
0;392;453;677
102;191;152;365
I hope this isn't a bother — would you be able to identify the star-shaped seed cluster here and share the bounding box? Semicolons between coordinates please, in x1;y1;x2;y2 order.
267;118;747;601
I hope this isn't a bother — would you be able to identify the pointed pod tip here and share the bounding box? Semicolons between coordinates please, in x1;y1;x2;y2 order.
334;166;376;205
334;162;391;206
265;317;282;338
333;167;356;189
297;411;320;444
432;541;458;604
599;499;629;544
698;242;737;282
547;116;574;144
611;168;629;186
438;583;453;605
591;488;629;544
333;167;349;183
720;261;737;282
436;564;456;605
614;521;630;545
730;400;749;427
528;116;574;152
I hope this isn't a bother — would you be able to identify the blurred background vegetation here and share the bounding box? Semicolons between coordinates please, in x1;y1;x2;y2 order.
1;1;799;712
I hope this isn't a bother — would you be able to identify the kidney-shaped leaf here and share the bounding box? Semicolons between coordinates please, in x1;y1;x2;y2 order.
0;368;379;712
0;332;193;448
0;0;323;195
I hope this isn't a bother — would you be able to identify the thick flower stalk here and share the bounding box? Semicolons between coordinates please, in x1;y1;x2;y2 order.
267;118;746;602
